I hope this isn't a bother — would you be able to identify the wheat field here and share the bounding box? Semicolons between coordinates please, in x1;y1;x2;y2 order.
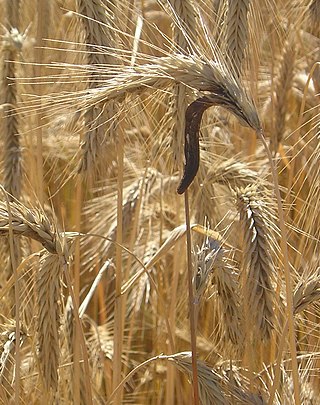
0;0;319;404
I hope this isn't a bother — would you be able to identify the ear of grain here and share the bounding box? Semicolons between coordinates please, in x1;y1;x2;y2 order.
207;156;265;188
1;26;22;199
1;3;23;289
236;185;275;341
0;197;69;396
163;352;267;404
193;234;242;348
225;0;250;77
76;0;119;178
193;236;219;303
165;352;227;405
63;296;91;405
86;322;114;398
212;257;243;348
84;168;157;273
20;52;260;132
36;251;62;395
271;36;296;153
0;198;62;254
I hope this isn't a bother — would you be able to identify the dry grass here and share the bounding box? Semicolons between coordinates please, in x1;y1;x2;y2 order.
0;0;320;404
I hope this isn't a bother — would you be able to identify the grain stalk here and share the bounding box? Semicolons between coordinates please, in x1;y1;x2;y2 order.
167;230;180;404
166;1;196;402
73;175;82;405
184;190;200;405
113;120;125;404
257;130;300;405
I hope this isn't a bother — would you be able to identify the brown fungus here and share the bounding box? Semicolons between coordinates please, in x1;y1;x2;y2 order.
177;89;261;194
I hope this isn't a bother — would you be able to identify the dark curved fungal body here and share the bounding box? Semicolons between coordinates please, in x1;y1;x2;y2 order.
177;96;212;194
